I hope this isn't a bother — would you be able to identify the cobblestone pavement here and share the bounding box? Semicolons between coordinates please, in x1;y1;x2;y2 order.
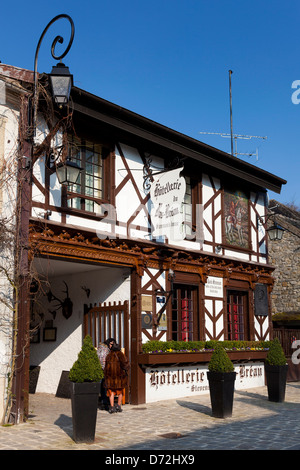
0;383;299;451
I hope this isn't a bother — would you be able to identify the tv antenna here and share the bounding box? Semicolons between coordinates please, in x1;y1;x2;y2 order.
199;70;267;160
198;131;267;160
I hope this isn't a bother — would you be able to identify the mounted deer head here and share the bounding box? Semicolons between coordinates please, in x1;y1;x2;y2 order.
46;281;73;319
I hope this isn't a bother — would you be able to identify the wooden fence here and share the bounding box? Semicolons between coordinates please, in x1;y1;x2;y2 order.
273;327;300;357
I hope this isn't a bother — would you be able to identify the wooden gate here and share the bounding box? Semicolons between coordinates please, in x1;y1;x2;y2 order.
84;300;130;403
273;327;300;382
84;300;130;353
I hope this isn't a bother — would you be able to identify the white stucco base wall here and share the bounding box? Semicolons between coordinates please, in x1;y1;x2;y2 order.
0;277;14;423
0;378;5;423
145;362;265;403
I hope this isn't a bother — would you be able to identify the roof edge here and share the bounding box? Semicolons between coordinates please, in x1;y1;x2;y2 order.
72;86;286;193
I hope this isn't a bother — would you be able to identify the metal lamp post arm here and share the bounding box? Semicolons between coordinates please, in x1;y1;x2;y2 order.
32;14;75;136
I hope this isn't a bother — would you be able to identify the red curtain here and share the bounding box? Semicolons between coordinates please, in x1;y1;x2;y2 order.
181;298;189;341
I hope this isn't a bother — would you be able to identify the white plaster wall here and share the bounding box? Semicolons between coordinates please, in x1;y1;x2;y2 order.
204;299;225;340
254;316;270;341
0;104;18;220
32;137;269;263
30;264;131;394
214;193;222;246
0;245;15;417
32;156;45;205
115;143;163;241
141;268;166;344
224;249;250;261
0;103;19;422
251;191;267;261
204;277;225;340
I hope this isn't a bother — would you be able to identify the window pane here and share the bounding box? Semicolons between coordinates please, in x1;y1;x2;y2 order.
172;285;195;341
227;291;247;340
67;138;103;212
171;289;178;340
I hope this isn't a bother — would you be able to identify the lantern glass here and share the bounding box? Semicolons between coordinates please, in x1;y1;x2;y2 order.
56;160;82;185
49;63;73;107
267;224;285;241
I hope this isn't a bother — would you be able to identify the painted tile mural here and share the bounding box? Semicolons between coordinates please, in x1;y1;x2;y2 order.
224;189;249;248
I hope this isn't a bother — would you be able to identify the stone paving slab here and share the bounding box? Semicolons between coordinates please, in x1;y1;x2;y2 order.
0;383;299;451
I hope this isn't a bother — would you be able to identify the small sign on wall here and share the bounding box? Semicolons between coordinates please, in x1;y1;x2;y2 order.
142;313;153;329
205;276;223;298
141;295;152;312
158;312;167;331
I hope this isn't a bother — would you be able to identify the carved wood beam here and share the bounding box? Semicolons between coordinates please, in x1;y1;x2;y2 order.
29;222;275;283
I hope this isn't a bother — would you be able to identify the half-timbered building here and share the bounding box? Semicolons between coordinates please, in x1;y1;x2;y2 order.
0;64;286;420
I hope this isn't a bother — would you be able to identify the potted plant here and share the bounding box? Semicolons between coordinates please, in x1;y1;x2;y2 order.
69;335;103;443
265;337;288;403
207;343;236;418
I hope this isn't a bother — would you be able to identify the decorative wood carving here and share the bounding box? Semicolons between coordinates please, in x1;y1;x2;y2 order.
29;221;275;286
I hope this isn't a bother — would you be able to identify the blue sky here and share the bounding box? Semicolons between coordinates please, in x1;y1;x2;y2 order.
1;1;300;206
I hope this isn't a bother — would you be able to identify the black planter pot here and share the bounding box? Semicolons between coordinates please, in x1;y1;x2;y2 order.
70;381;101;443
265;364;288;403
207;371;236;418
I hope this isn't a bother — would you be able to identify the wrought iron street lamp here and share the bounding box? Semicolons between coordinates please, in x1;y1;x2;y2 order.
267;222;285;241
49;62;73;108
257;205;285;241
31;14;82;185
56;158;82;185
33;14;75;131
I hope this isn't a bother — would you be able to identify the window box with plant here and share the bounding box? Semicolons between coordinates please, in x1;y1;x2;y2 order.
139;340;270;365
69;335;103;443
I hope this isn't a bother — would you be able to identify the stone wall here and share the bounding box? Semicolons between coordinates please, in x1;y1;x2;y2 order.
268;200;300;314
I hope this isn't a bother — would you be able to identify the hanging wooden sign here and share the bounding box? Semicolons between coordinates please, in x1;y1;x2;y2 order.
150;167;186;242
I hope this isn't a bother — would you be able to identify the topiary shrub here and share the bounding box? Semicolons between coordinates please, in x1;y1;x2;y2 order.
69;335;104;383
265;338;287;366
208;343;234;373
